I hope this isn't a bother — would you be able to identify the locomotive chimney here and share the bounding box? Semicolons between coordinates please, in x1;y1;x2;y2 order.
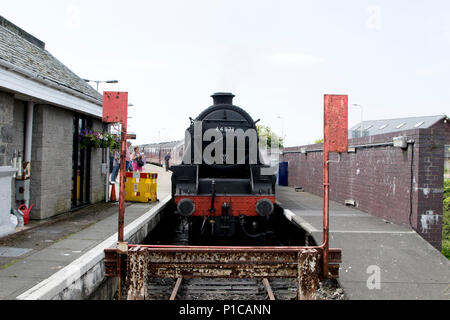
211;92;235;105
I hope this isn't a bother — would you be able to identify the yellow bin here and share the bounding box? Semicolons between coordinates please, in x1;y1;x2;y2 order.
124;172;158;203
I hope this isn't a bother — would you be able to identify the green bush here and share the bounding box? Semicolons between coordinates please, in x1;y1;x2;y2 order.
443;179;450;259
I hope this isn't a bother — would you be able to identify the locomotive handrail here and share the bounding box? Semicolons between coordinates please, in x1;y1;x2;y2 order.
202;119;248;123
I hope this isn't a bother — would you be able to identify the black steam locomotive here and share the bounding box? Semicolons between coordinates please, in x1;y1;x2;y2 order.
170;93;277;241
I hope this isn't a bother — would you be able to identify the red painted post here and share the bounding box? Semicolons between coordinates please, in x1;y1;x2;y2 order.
323;95;348;277
118;121;127;242
102;92;129;300
102;92;128;242
323;148;330;278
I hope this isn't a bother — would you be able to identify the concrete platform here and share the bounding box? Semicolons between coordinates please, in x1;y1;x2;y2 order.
277;186;450;300
0;164;171;300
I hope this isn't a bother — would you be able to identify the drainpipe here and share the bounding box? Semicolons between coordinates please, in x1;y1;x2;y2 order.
24;102;34;163
24;101;34;207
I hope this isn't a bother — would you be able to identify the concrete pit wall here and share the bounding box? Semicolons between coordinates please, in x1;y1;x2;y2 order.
282;123;449;251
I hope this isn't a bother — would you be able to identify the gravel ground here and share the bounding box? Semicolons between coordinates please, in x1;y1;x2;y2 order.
115;277;346;300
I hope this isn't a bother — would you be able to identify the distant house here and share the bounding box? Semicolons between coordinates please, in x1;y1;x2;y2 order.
0;16;107;237
349;115;450;178
349;115;448;138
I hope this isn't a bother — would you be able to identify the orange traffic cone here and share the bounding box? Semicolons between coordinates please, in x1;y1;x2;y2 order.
110;183;117;202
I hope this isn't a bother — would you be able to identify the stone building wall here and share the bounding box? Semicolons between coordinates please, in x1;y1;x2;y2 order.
0;91;14;167
30;104;73;219
9;99;25;208
90;119;106;204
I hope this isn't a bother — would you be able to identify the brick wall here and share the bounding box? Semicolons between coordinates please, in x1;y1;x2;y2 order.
282;121;449;251
9;99;25;208
31;104;73;219
0;91;14;167
89;119;106;203
0;93;25;209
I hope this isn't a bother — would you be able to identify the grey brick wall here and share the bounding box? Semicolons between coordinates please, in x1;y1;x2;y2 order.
30;104;73;219
90;119;106;203
282;122;449;251
0;91;14;167
9;99;25;208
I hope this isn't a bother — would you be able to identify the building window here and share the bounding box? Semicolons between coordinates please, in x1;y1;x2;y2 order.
415;121;425;128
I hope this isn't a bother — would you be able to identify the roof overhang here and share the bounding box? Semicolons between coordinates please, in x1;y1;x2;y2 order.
0;65;102;118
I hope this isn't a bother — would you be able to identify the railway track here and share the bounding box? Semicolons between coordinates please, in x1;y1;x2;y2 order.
159;278;295;300
117;277;344;300
119;277;296;300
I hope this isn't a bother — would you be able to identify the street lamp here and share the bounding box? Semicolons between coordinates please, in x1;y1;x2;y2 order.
352;104;364;138
83;79;118;92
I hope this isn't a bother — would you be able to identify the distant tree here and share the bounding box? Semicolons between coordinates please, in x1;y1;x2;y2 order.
315;138;324;144
257;125;284;149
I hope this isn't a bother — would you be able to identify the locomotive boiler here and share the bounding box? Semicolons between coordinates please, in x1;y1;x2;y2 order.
170;93;277;241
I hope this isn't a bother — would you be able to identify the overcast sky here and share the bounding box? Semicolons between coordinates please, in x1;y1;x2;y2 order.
2;1;449;146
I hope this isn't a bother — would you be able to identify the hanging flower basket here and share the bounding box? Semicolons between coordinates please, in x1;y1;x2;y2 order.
79;129;120;150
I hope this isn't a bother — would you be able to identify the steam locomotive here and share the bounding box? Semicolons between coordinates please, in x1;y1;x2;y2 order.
171;93;277;241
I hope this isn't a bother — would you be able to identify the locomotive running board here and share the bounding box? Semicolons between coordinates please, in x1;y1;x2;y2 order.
104;245;341;300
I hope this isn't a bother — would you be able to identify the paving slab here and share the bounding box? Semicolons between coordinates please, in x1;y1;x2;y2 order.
0;277;44;300
50;239;94;251
277;186;450;300
66;229;115;241
25;248;85;263
0;259;66;279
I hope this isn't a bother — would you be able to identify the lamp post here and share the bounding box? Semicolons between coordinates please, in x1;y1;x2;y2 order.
352;104;364;138
277;116;285;144
83;79;118;92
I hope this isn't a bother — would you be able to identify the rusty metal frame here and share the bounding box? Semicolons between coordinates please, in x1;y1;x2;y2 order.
105;245;342;300
104;94;347;300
